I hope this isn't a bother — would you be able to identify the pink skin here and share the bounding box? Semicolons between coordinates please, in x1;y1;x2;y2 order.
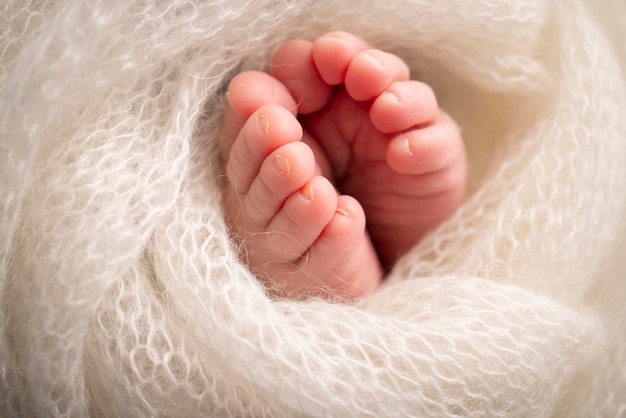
219;31;466;299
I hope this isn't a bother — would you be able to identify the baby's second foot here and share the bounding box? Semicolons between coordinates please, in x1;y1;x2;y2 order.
270;31;467;266
219;71;382;299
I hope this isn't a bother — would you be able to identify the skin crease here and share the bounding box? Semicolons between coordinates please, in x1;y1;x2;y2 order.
219;31;467;300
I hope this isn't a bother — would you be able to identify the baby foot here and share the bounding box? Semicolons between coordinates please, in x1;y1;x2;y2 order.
270;31;467;266
219;71;382;299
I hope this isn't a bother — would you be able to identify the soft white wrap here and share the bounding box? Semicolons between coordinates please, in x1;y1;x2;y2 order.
1;0;625;416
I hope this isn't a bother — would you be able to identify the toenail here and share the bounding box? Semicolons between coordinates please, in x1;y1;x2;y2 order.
273;154;290;175
299;183;314;202
327;32;348;42
258;114;270;133
382;91;399;104
364;51;383;69
404;138;414;156
335;208;350;218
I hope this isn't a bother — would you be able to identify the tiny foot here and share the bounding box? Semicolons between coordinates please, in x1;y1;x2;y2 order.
219;71;382;299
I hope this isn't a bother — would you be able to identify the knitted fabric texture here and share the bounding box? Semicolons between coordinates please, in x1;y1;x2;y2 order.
1;0;626;416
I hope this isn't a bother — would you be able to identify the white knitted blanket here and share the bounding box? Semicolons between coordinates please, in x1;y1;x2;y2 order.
2;0;625;416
